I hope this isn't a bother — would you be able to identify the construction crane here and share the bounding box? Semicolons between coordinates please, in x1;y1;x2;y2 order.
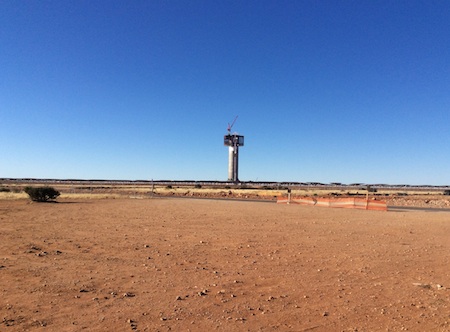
227;115;238;134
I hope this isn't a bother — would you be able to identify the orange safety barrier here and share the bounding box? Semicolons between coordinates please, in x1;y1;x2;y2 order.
277;196;387;211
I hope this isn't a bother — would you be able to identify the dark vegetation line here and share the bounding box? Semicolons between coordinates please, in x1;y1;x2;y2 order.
1;178;449;192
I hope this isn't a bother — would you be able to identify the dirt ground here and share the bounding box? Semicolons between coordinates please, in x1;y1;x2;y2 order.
1;198;449;331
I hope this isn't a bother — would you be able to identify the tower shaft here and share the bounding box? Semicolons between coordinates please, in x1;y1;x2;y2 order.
228;146;239;182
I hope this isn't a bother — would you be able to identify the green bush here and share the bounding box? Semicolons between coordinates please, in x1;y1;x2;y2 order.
24;186;60;202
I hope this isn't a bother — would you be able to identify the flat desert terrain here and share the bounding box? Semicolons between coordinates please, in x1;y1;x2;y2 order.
1;198;449;331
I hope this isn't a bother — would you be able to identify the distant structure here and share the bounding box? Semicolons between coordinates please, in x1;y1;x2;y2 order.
224;116;244;182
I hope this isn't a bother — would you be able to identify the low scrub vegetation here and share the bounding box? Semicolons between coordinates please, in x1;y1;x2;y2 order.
24;186;60;202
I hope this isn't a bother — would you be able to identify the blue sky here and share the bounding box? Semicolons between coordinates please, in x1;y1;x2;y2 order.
1;1;449;185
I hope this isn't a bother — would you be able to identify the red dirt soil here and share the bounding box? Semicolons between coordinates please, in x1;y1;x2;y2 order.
1;198;449;331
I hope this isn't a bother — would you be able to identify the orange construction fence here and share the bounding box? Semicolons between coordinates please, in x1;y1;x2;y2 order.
277;196;387;211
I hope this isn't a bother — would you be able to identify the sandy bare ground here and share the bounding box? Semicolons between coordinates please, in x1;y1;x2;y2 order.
1;198;449;331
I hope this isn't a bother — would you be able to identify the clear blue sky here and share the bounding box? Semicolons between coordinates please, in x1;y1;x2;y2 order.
1;1;449;185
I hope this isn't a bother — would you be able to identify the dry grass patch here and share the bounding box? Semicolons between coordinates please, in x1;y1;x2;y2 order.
0;192;28;200
60;193;123;199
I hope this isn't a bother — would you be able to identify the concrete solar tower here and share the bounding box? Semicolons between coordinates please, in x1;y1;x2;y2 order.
224;116;244;182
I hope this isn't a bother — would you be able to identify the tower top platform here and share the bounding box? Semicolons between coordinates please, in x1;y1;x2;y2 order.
224;134;244;147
